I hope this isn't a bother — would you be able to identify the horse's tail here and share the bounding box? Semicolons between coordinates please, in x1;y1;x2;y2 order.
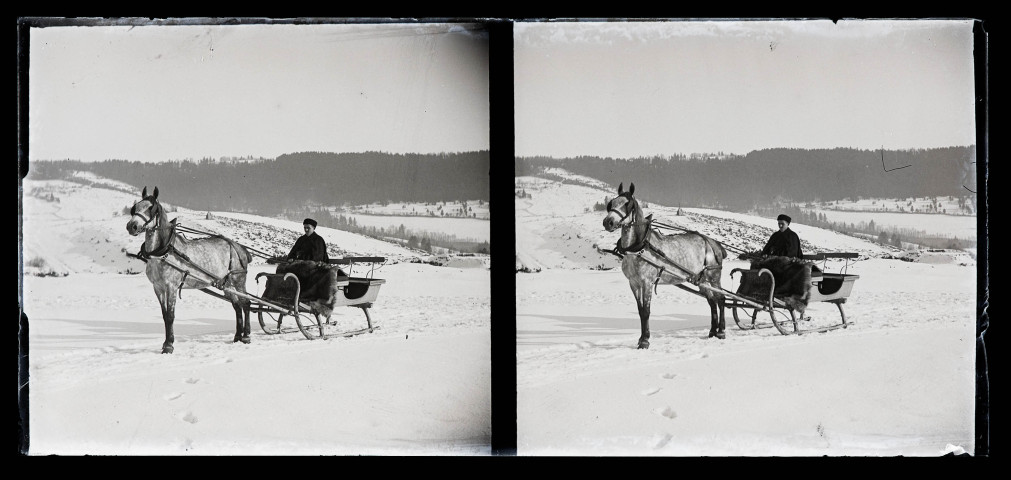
222;238;252;271
701;234;727;266
712;237;727;263
236;243;253;269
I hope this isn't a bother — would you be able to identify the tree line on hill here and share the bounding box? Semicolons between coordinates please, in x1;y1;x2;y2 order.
28;150;490;215
517;146;977;211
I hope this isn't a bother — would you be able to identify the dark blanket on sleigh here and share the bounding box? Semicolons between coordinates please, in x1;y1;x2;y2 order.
261;260;348;318
735;256;814;312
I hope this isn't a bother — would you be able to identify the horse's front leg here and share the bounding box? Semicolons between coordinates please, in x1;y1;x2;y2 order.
633;284;652;349
154;286;178;354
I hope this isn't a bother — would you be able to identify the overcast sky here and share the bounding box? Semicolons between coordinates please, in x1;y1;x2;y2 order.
515;19;978;159
28;22;489;163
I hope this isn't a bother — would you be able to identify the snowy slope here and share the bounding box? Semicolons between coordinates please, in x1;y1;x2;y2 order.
20;176;491;456
515;169;979;456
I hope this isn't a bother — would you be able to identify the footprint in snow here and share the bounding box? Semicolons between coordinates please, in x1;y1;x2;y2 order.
177;411;199;424
661;373;677;380
654;433;673;449
185;377;200;384
641;387;661;396
654;406;677;419
164;392;184;401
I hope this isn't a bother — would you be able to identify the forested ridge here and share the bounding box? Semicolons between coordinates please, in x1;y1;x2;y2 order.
516;146;976;209
29;150;490;214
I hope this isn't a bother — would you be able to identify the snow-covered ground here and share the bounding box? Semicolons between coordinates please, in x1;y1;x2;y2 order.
515;170;979;456
20;178;490;455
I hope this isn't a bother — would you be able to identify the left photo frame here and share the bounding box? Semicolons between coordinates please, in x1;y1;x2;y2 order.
18;18;494;456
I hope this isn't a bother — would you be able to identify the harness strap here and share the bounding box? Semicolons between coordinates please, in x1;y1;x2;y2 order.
179;271;189;298
654;266;665;294
607;201;724;289
616;230;719;288
132;206;247;293
645;242;703;285
170;246;230;289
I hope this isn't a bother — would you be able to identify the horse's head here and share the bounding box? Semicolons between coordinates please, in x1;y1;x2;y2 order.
602;182;637;232
126;186;162;236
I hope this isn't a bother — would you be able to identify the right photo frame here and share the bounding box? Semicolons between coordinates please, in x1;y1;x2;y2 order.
513;19;986;457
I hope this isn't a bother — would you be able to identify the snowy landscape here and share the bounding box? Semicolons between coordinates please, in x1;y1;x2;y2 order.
18;17;985;458
20;176;491;455
515;169;978;456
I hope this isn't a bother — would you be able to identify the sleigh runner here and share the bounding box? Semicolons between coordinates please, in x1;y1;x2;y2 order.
724;252;859;335
252;257;385;340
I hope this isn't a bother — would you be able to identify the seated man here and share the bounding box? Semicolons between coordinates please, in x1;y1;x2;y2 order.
287;218;330;263
762;214;803;259
761;213;822;282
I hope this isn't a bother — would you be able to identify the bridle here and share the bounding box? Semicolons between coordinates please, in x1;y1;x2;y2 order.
130;197;162;231
607;193;639;228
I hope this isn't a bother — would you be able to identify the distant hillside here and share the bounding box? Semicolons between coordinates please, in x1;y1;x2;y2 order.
516;146;977;210
27;151;489;214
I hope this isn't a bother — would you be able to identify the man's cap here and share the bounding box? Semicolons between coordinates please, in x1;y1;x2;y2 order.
303;218;317;228
777;214;791;223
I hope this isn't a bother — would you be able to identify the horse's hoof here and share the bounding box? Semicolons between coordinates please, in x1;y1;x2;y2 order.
716;332;726;340
240;336;251;344
161;346;174;354
637;342;650;350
